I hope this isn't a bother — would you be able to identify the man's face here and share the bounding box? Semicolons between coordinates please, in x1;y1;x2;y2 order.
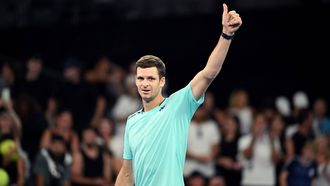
136;67;165;102
51;141;66;156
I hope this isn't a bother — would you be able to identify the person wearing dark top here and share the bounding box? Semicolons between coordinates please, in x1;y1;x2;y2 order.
215;114;242;186
0;134;20;185
280;142;318;186
17;56;55;111
33;133;71;186
14;94;48;167
286;109;314;160
48;58;106;134
0;101;25;186
40;110;80;155
71;128;112;186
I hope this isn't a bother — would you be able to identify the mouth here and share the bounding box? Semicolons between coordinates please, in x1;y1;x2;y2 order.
141;89;151;94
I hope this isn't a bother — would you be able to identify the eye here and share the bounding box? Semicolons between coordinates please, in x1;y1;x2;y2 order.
137;77;144;80
148;77;155;81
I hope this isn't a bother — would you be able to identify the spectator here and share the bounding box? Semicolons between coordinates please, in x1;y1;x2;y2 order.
208;174;225;186
238;113;281;186
228;89;254;135
185;171;207;186
286;109;314;161
71;128;112;186
48;57;106;134
40;110;80;155
312;98;330;136
280;142;317;186
270;113;285;186
110;74;141;160
94;117;121;175
33;133;71;186
215;114;242;186
0;62;18;99
0;99;26;186
184;96;220;179
17;56;54;111
15;94;48;168
315;135;330;186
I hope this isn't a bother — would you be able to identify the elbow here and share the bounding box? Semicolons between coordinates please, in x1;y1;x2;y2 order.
202;68;219;81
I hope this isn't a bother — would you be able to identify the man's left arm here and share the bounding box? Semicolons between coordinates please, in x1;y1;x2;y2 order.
190;3;242;100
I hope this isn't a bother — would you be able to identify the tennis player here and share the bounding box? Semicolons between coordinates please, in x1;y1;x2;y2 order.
115;3;242;186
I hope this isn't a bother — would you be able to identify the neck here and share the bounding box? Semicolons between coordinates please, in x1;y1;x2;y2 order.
300;156;311;165
26;71;40;81
142;94;164;112
299;125;309;135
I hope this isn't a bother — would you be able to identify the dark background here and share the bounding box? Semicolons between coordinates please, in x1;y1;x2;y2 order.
0;0;329;109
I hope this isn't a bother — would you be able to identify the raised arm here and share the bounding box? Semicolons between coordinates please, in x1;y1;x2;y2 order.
190;3;242;100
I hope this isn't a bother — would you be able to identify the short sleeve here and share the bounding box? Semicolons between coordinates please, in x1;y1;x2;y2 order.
123;123;132;160
169;83;205;120
210;121;221;144
33;153;48;177
63;164;71;180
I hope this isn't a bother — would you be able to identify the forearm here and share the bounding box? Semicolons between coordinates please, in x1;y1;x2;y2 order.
7;108;22;139
63;181;71;186
190;36;232;99
271;144;281;163
202;36;232;80
242;137;256;159
187;151;211;162
115;168;134;186
35;176;45;186
91;96;106;127
279;172;288;186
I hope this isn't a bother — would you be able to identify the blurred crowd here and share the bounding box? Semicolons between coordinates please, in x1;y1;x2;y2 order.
0;56;329;186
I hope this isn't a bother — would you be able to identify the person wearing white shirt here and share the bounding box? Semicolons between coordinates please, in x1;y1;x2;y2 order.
238;113;281;186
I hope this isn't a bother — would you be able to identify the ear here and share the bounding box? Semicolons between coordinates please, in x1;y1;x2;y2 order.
160;77;166;87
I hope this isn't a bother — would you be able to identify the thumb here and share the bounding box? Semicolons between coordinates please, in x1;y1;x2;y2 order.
222;3;228;22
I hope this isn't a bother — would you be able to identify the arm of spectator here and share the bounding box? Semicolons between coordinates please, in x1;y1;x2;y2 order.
311;178;317;186
279;170;288;186
115;159;134;186
285;138;295;161
45;97;57;123
35;176;45;186
3;99;22;140
241;136;256;160
217;156;235;169
212;144;219;160
17;156;26;186
70;132;80;154
270;135;282;164
40;129;51;149
186;151;213;163
91;96;107;128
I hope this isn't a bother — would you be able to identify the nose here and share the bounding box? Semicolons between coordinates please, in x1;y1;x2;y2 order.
141;79;149;87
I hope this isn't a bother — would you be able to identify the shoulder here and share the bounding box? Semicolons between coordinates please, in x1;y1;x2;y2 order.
127;109;143;121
